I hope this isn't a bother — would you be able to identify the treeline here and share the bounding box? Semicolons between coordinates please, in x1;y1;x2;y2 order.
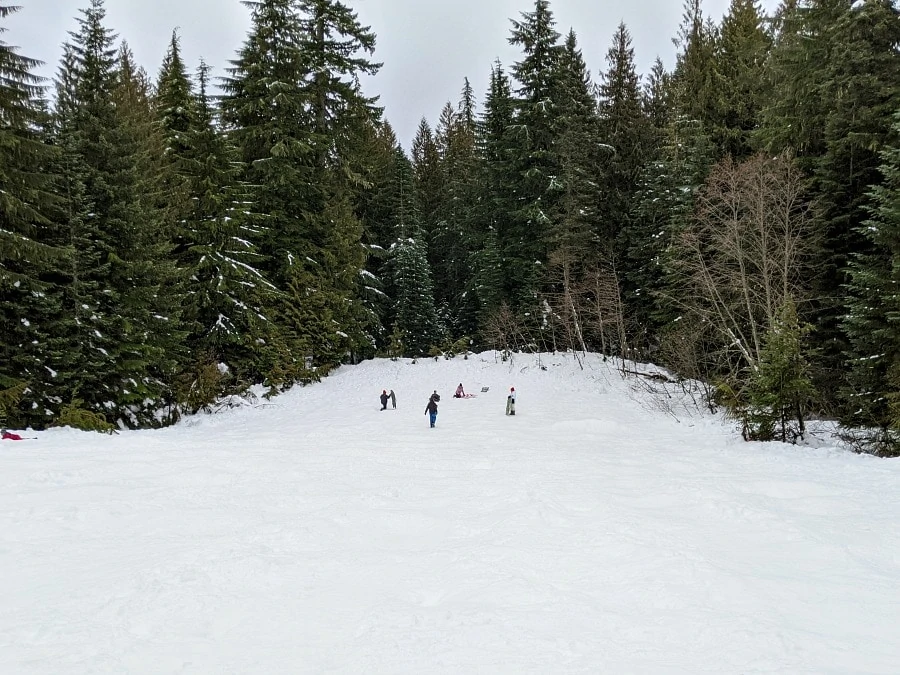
2;0;900;455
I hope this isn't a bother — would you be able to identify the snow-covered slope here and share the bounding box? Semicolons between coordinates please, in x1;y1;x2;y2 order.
2;352;899;673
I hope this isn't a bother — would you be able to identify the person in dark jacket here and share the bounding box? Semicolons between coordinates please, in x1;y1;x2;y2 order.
380;390;389;410
425;395;438;427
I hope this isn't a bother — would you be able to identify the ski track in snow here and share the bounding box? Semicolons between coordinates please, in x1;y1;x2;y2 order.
1;352;899;674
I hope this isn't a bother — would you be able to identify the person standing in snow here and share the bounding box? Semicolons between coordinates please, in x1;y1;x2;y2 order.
389;390;396;409
380;390;389;410
1;428;23;440
425;395;438;428
454;383;465;398
506;387;516;416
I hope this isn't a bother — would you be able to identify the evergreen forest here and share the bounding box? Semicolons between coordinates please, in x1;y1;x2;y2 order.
3;0;900;455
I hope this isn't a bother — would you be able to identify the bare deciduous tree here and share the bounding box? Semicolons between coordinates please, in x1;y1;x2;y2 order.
481;303;525;358
545;247;589;355
668;153;819;372
579;256;629;365
659;153;821;439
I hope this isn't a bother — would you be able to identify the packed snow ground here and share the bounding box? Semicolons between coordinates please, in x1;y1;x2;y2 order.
2;351;899;674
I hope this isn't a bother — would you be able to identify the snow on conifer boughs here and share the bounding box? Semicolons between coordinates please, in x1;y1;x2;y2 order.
390;235;440;357
0;3;72;428
222;0;379;374
156;47;274;389
387;149;440;357
48;0;186;427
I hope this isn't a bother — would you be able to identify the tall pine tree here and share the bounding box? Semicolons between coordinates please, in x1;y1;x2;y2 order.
711;0;770;160
759;0;900;407
472;62;516;328
51;1;184;426
0;3;68;427
156;45;273;392
222;0;380;376
505;0;564;316
843;112;900;456
387;150;440;356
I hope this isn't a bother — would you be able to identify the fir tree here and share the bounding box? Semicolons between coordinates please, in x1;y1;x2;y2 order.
597;22;652;251
154;31;194;169
473;62;517;326
759;0;900;407
411;117;444;237
220;0;315;291
630;4;719;349
548;29;598;269
106;43;186;424
642;57;672;133
744;299;816;443
49;0;184;426
505;0;564;314
756;0;840;163
351;116;398;350
165;58;273;387
0;3;64;284
295;0;380;364
0;4;69;427
670;0;719;132
472;226;505;329
431;89;480;338
444;79;482;339
595;24;659;351
843;112;900;456
222;0;379;373
387;150;440;356
711;0;770;160
633;117;716;340
51;3;120;422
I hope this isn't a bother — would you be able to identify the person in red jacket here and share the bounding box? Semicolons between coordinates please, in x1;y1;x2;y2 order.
1;428;24;440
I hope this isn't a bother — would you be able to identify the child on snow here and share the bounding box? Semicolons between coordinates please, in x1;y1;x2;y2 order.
425;395;438;428
1;429;23;440
506;387;516;416
380;390;389;410
454;383;465;398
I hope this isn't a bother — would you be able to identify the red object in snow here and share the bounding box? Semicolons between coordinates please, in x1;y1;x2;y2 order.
2;430;24;440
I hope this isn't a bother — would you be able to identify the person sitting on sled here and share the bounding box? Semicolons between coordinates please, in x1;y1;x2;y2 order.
454;383;465;398
1;428;24;440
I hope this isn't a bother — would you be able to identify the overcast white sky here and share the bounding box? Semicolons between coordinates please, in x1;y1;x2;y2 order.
8;0;780;149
